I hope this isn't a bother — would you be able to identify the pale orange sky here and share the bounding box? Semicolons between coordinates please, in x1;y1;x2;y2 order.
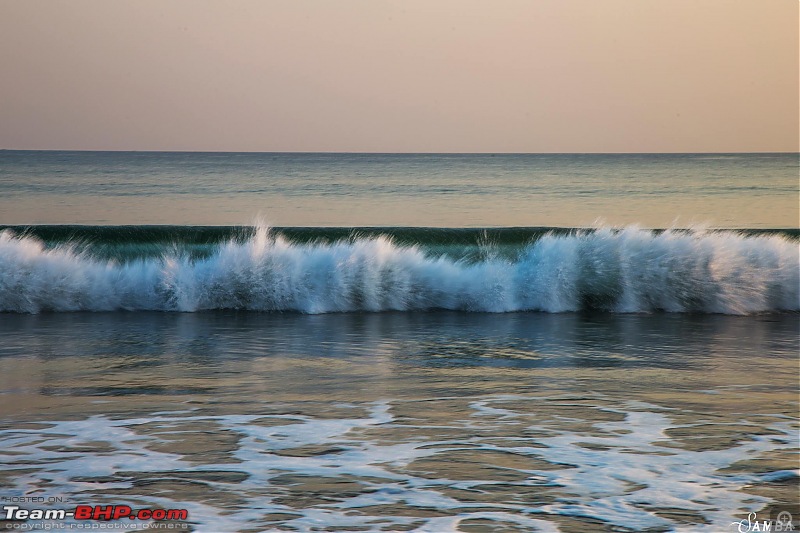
0;0;797;152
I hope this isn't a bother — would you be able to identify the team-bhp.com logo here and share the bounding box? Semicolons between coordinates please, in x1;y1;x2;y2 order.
3;504;188;521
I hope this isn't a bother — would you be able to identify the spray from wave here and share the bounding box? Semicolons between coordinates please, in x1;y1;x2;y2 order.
0;226;797;314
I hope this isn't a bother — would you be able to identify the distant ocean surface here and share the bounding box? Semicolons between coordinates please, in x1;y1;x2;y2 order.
1;151;797;227
0;151;798;532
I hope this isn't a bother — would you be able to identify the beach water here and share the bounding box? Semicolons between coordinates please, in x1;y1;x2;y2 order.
0;151;798;532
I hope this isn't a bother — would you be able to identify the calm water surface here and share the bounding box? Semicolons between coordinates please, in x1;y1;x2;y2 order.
0;152;797;227
1;312;798;532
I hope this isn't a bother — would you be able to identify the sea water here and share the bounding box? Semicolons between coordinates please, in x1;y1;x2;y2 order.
1;152;797;227
0;151;798;532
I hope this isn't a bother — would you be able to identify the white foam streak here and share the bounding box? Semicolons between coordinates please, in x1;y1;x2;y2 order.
2;399;793;532
1;226;797;314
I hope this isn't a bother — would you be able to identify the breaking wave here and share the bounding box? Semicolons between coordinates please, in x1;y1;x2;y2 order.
0;226;797;314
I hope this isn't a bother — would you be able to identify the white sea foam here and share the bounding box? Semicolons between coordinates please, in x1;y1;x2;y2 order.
1;398;794;532
0;226;797;314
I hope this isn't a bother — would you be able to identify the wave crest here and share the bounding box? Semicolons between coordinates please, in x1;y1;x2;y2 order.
0;226;797;314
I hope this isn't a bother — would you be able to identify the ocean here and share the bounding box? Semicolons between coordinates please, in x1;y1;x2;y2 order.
0;151;798;532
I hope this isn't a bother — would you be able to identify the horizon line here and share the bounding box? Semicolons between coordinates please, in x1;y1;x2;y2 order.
1;148;798;156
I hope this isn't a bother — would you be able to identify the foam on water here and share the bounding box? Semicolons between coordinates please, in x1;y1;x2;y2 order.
0;225;797;314
1;397;795;532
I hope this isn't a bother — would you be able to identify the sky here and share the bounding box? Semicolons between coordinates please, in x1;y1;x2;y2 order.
0;0;797;153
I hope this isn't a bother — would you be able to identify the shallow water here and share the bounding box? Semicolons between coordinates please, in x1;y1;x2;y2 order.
1;311;797;532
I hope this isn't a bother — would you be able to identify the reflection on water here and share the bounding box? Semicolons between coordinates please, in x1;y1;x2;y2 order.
0;312;798;532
